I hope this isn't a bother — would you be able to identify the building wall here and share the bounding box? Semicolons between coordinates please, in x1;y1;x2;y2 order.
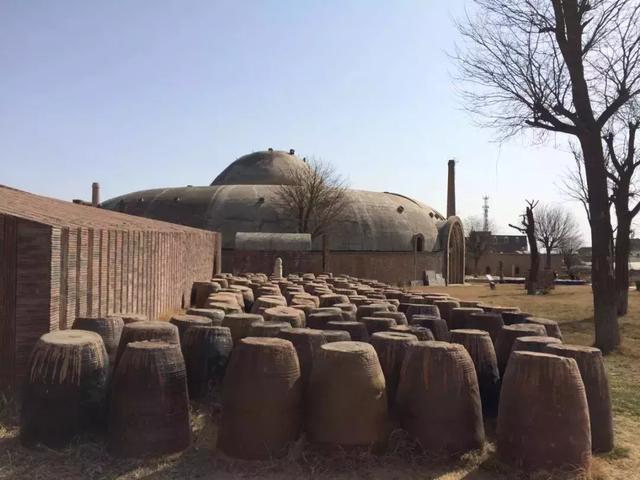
0;212;219;391
0;215;19;390
467;251;564;277
328;251;444;284
492;235;528;253
15;220;54;390
228;249;444;285
231;249;323;276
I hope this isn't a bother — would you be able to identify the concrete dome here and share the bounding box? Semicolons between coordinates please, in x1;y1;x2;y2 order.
211;150;307;186
102;185;446;251
102;148;450;252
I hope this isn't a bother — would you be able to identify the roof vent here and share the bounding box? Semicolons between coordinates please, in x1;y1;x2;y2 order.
268;147;273;152
289;149;295;155
397;206;405;213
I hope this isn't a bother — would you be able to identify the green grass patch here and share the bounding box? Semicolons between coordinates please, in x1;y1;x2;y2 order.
601;445;631;460
605;354;640;419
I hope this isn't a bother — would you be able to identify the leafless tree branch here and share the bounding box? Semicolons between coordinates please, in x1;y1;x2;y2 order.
535;204;581;268
274;158;349;239
453;0;640;139
454;0;640;349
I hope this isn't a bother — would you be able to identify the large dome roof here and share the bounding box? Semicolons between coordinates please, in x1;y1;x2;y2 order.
211;150;307;186
102;148;450;252
102;185;446;251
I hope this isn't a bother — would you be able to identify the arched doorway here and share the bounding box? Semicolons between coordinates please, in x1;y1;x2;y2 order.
446;220;465;284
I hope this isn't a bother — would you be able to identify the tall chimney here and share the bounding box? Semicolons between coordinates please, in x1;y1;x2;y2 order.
91;182;100;207
447;159;456;218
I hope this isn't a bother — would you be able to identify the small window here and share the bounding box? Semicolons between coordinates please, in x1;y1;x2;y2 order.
515;266;520;275
416;236;424;252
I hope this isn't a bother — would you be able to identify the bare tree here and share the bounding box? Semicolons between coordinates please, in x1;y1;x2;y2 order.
606;114;640;314
510;200;540;295
561;145;592;222
455;0;640;352
464;215;497;274
563;109;640;314
559;233;583;277
274;158;349;240
535;204;581;269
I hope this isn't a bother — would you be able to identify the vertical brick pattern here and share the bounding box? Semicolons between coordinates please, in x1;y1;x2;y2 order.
99;230;109;316
0;215;18;390
114;230;122;315
107;230;116;315
49;227;61;332
65;228;77;330
0;186;220;391
1;219;218;391
14;220;53;387
87;229;100;316
76;228;88;318
58;228;69;330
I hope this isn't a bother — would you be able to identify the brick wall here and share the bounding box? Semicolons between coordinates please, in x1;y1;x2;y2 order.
0;214;218;391
0;215;17;390
0;186;220;391
231;249;323;276
467;251;564;277
229;249;444;285
14;220;54;388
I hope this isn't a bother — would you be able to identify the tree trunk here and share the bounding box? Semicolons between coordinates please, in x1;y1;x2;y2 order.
549;1;619;352
580;134;620;353
528;241;540;295
545;245;552;270
615;211;631;316
525;207;539;296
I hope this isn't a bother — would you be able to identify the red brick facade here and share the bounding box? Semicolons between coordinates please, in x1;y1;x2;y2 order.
0;186;220;391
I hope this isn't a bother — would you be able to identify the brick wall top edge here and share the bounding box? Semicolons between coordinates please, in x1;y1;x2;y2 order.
0;185;219;235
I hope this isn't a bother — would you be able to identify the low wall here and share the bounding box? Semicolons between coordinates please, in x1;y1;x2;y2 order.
228;249;444;285
230;249;322;276
467;252;564;277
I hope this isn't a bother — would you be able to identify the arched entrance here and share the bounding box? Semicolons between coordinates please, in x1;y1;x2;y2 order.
445;219;465;284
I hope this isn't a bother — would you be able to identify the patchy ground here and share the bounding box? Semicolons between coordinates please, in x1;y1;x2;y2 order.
0;285;638;479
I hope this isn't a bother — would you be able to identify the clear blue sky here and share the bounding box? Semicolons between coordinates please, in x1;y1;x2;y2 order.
0;0;593;243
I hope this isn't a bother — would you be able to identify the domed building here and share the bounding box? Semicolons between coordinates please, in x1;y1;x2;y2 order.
102;149;464;284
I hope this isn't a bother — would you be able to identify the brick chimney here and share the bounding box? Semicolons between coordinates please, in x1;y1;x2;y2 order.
91;182;100;207
447;160;456;218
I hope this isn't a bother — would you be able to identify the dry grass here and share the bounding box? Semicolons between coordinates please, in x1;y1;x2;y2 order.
1;285;639;479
